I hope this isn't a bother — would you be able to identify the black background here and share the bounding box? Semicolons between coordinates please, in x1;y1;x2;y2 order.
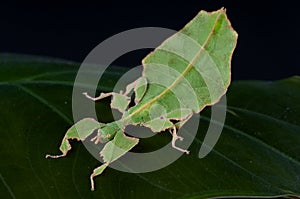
1;0;299;80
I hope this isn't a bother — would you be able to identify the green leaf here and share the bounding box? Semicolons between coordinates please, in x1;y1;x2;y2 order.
0;54;299;198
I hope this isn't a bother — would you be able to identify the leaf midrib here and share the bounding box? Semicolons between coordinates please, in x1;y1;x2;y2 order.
200;115;300;167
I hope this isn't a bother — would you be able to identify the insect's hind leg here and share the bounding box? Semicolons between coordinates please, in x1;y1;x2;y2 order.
90;163;109;191
169;126;190;154
170;127;189;154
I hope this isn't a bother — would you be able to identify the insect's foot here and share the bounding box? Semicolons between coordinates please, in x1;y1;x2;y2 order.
82;92;97;101
171;144;190;154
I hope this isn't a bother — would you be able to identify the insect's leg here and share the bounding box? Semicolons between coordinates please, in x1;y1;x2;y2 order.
110;93;131;113
83;92;113;101
84;91;131;113
90;163;109;191
170;126;190;154
90;131;139;191
46;118;102;159
124;77;148;102
124;79;137;96
177;113;193;129
174;119;189;129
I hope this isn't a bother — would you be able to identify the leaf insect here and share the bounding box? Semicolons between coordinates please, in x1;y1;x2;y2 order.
46;8;238;191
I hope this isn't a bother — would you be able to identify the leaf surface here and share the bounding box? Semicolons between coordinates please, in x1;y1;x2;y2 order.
1;54;299;199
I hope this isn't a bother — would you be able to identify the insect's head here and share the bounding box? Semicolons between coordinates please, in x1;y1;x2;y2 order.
97;122;121;143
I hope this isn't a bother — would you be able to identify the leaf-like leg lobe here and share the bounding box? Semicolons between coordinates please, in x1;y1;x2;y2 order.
45;118;103;159
89;131;139;190
110;93;131;113
90;163;109;191
84;91;131;113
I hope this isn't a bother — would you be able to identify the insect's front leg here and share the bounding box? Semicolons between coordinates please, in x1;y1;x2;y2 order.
45;118;103;158
90;163;109;191
83;92;114;101
84;91;131;113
